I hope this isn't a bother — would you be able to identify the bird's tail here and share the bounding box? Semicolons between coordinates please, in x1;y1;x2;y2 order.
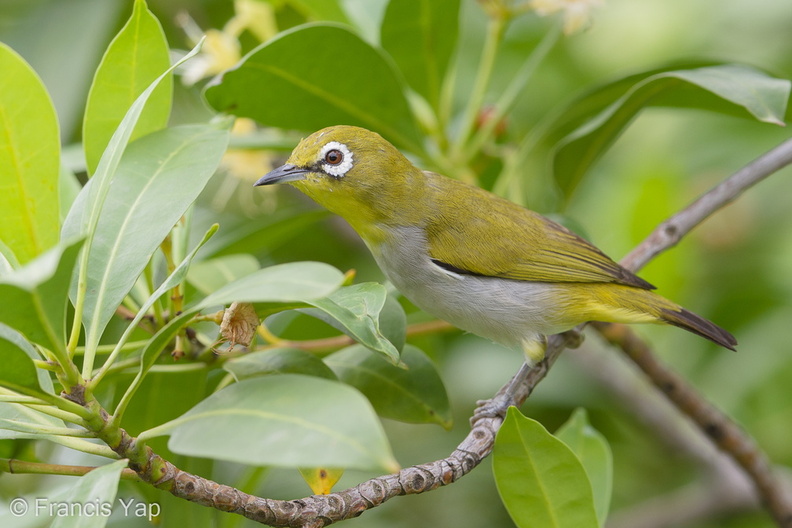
582;284;737;350
657;305;737;351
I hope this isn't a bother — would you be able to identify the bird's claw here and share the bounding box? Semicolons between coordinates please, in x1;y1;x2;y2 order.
471;394;515;426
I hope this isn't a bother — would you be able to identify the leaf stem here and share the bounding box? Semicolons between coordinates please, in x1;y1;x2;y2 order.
0;419;94;438
0;458;140;480
75;339;150;355
451;16;507;164
465;20;562;164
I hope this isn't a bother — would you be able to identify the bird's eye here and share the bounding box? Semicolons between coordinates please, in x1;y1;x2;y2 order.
319;141;353;178
324;149;343;165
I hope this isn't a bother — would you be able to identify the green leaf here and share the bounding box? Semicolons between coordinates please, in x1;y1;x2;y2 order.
63;124;230;353
0;240;83;352
299;466;344;495
197;261;345;310
380;0;460;109
204;23;423;153
224;348;338;381
50;459;127;528
0;336;42;394
0;324;54;392
200;208;328;259
325;344;451;428
0;42;60;264
63;39;203;242
379;294;407;352
140;375;399;472
0;400;64;440
59;164;81;225
555;408;613;526
300;283;401;364
0;241;17;275
493;407;599;528
292;0;350;23
187;254;260;296
0;327;64;439
551;64;791;197
82;0;172;176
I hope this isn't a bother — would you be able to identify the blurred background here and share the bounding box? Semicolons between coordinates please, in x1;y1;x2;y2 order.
1;0;791;527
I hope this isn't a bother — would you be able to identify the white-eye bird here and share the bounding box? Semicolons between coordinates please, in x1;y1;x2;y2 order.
255;125;737;364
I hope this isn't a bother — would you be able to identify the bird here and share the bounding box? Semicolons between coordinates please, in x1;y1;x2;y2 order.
254;125;736;366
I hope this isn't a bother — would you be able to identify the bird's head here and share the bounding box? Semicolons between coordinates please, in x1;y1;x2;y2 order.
255;125;424;238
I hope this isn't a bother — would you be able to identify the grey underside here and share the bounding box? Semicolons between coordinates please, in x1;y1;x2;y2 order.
370;226;582;351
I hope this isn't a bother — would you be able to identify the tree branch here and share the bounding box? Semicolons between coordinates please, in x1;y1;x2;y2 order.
621;136;792;272
591;322;792;528
569;345;761;528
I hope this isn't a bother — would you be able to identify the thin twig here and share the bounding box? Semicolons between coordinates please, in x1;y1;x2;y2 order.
622;136;792;272
255;320;456;354
0;458;140;481
606;472;756;528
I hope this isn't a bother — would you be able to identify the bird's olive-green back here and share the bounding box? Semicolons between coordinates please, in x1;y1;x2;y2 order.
420;172;653;288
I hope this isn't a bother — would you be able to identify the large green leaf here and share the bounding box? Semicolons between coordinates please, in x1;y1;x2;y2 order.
0;240;83;352
199;208;328;259
50;459;127;528
0;42;60;264
204;23;423;153
197;261;344;311
292;0;350;23
325;344;451;428
300;283;401;364
140;375;399;472
0;324;54;392
0;327;63;441
379;293;407;352
63;124;230;354
0;336;42;394
493;407;599;528
82;0;172;176
0;240;17;275
0;400;64;441
551;64;790;197
224;348;338;381
380;0;460;109
62;40;203;241
555;408;613;526
186;254;260;296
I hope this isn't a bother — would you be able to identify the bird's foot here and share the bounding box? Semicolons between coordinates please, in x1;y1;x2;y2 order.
562;329;584;349
471;394;515;425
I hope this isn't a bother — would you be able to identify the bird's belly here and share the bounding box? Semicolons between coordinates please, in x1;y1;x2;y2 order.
372;228;578;349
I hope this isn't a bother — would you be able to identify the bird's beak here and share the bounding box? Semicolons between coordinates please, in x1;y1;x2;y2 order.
254;164;309;186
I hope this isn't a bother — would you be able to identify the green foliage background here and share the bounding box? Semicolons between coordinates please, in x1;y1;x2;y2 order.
1;0;791;527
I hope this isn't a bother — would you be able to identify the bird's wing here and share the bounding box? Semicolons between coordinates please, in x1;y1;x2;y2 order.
422;173;654;289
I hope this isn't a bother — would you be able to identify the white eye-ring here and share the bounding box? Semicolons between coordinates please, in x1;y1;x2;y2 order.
320;141;354;178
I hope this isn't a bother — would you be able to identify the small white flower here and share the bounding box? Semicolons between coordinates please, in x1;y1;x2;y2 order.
530;0;604;34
